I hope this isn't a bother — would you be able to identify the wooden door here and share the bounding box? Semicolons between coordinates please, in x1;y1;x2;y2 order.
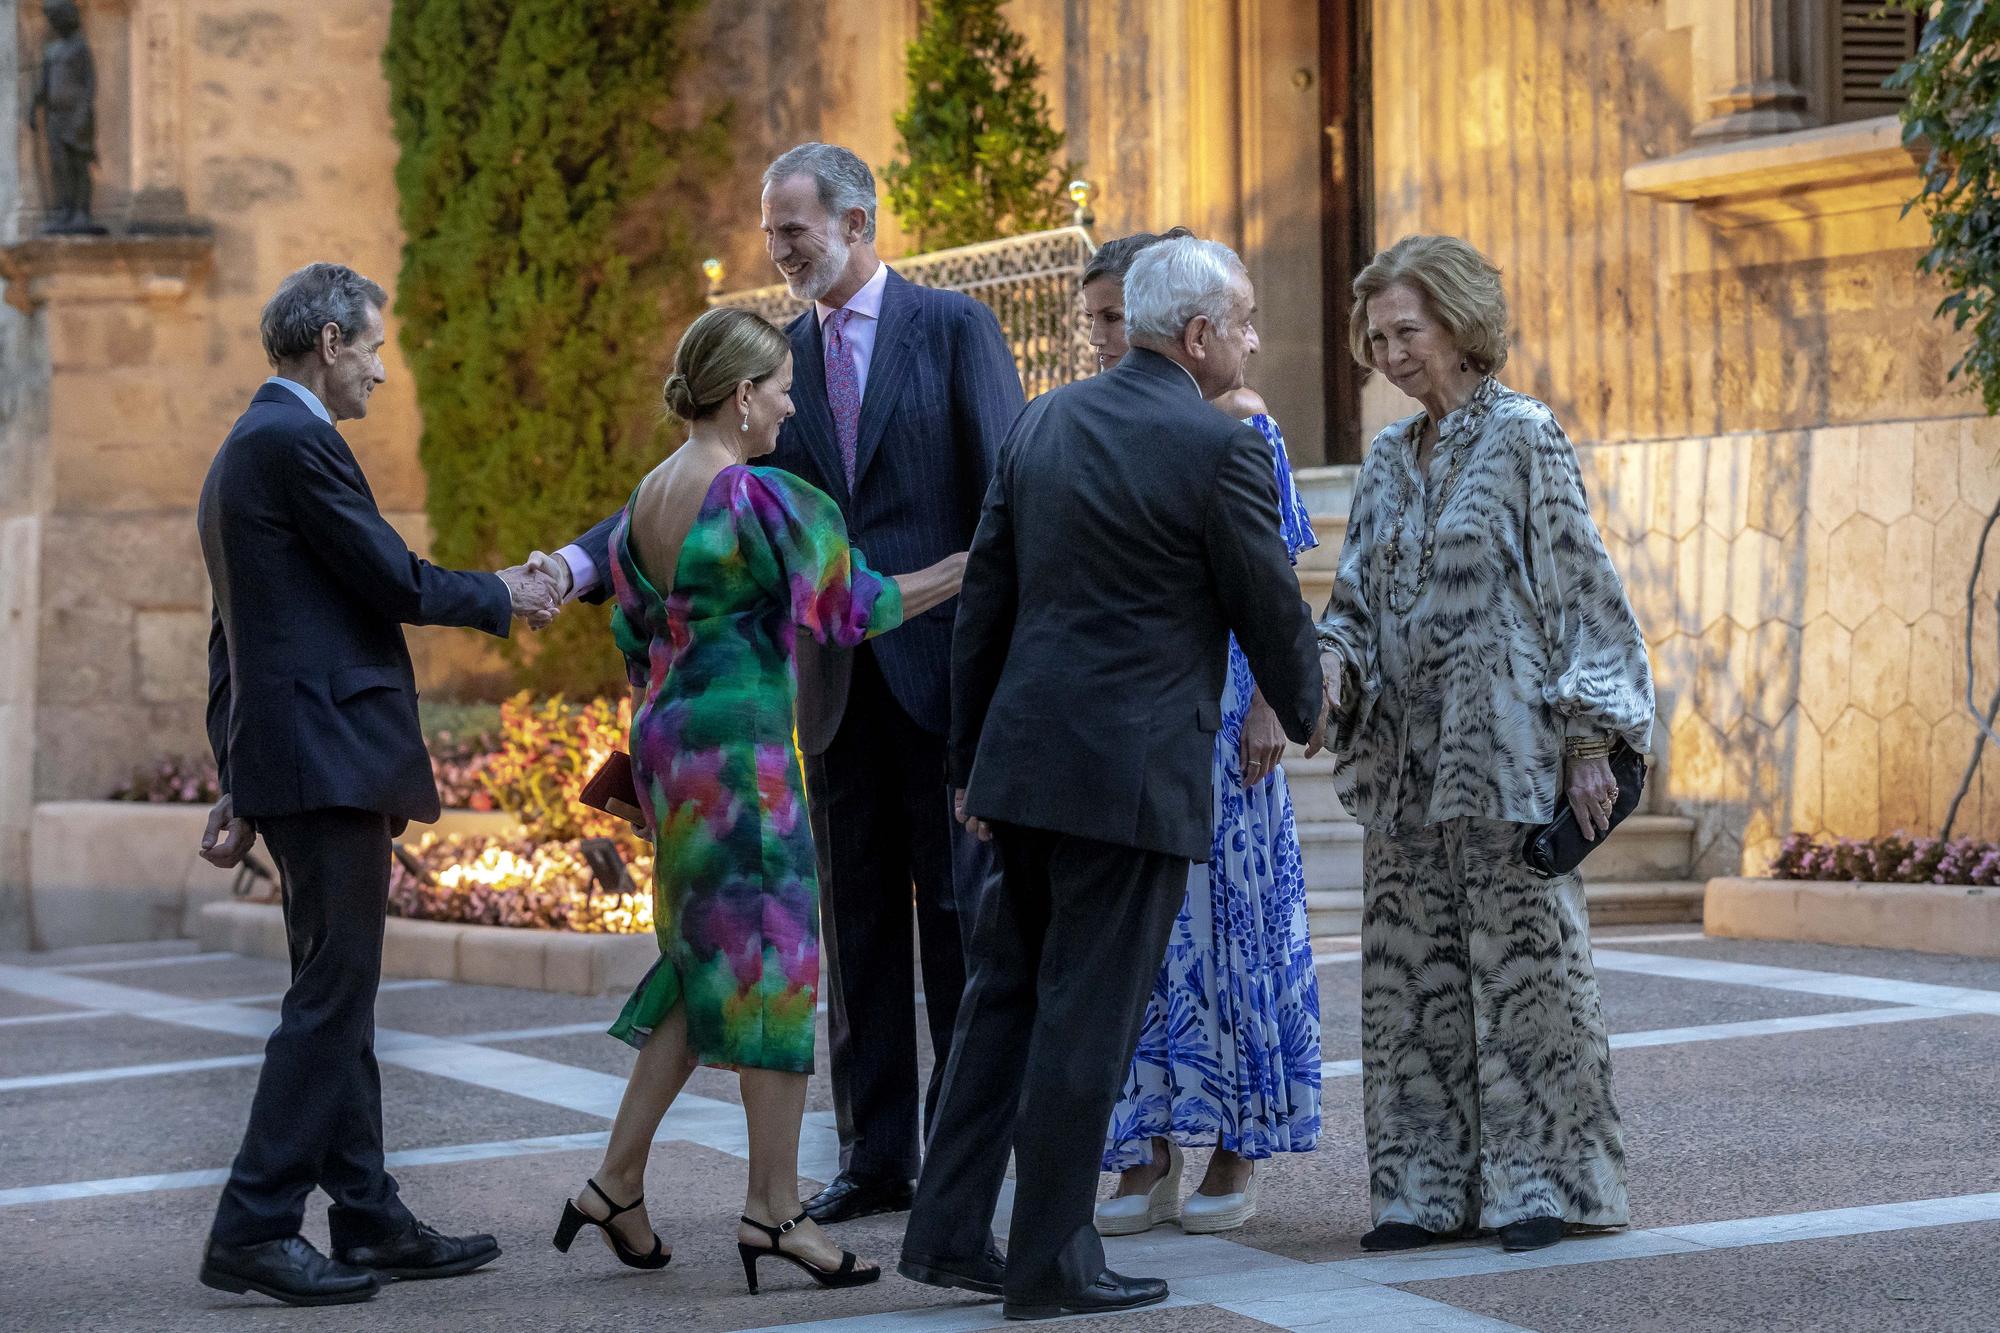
1320;0;1373;464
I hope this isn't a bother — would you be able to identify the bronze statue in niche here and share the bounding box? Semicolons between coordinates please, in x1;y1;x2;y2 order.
30;0;104;233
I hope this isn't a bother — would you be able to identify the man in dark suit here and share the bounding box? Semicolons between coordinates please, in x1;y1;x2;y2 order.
898;236;1331;1319
545;143;1024;1223
195;263;553;1307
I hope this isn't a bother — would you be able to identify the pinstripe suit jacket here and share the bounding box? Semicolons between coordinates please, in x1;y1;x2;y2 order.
571;268;1025;754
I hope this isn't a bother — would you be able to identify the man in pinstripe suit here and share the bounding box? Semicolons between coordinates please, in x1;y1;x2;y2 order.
548;143;1026;1224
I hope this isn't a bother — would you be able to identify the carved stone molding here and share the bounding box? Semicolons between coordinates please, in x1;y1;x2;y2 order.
0;231;214;313
129;0;189;223
1623;114;1927;270
1625;115;1921;221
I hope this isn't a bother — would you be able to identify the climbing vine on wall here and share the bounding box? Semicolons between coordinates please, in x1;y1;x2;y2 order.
1894;0;2000;415
1891;0;2000;834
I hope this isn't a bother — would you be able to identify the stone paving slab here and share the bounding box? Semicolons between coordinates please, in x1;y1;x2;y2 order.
0;1011;261;1077
5;935;2000;1330
1609;933;2000;990
0;990;96;1020
0;1143;974;1333
51;952;293;999
0;1065;609;1193
1612;1015;2000;1227
1312;946;1893;1064
0;1065;270;1190
362;977;626;1037
0;938;205;969
1405;1220;2000;1333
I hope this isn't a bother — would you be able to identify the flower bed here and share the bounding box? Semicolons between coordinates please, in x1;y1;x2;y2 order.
115;693;650;934
109;706;500;809
389;833;652;934
1769;833;2000;886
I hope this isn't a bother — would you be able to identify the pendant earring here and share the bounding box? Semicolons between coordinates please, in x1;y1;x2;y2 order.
740;410;750;433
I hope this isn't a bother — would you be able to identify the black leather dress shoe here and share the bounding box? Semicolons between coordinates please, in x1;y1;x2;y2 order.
1003;1269;1169;1321
804;1173;914;1224
1498;1215;1566;1252
199;1236;379;1307
897;1241;1007;1296
1360;1222;1444;1251
335;1221;502;1279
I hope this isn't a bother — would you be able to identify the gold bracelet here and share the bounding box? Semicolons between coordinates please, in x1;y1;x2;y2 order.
1564;735;1613;760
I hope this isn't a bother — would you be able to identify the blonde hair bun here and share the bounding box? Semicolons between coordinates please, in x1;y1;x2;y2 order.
663;308;790;422
662;371;700;422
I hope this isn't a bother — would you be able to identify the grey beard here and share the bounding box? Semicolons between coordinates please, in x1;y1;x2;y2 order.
790;234;851;303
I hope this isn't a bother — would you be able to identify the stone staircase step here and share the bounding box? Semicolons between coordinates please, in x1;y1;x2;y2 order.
1281;754;1345;822
1297;813;1697;892
1306;878;1705;937
1296;515;1346;570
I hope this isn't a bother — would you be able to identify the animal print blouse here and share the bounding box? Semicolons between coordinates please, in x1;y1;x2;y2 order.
1316;377;1654;832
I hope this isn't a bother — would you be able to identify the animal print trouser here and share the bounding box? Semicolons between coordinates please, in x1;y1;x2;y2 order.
1360;816;1629;1232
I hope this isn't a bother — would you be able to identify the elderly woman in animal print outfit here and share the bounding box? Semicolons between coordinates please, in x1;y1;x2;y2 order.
1316;234;1654;1256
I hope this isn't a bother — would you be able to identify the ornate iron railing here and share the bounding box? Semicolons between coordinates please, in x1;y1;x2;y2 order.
704;225;1099;402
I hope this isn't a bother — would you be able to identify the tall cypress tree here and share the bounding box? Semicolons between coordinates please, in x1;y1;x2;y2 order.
384;1;722;693
883;0;1075;251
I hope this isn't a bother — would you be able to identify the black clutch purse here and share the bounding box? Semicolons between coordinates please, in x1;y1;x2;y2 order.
1521;741;1647;878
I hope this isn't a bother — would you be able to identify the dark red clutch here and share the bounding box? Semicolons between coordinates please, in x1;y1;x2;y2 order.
580;751;646;828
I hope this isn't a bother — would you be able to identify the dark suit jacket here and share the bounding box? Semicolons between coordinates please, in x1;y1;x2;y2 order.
950;349;1326;862
198;384;513;825
572;267;1024;754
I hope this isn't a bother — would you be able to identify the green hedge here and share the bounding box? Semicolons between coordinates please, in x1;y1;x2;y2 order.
384;0;724;695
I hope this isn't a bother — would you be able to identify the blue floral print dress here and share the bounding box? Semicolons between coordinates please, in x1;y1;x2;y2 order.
1101;412;1324;1171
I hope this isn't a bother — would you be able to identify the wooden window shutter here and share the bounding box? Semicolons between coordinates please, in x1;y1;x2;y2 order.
1832;3;1922;121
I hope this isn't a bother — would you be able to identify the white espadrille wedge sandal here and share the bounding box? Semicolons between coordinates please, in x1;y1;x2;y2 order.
1093;1139;1183;1236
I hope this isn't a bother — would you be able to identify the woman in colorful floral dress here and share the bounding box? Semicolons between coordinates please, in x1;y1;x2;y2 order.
1082;232;1324;1237
549;308;965;1291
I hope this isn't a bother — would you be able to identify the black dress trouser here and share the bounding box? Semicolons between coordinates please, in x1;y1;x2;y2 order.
210;807;415;1249
806;646;987;1185
902;824;1188;1301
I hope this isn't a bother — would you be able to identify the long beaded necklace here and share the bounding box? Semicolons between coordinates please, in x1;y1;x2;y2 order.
1382;403;1475;617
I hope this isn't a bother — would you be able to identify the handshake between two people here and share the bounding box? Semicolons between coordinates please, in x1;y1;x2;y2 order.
496;550;574;632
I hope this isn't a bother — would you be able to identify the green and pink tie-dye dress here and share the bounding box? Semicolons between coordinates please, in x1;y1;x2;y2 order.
606;464;903;1072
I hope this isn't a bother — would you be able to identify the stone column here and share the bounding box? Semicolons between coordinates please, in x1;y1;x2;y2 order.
1691;0;1813;142
128;0;190;226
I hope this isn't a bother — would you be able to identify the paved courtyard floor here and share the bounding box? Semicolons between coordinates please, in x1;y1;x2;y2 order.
4;925;1999;1331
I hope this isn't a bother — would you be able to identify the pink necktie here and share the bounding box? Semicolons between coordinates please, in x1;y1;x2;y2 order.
824;308;861;491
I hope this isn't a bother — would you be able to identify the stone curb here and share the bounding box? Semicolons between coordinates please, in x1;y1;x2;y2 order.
197;901;658;996
1704;876;2000;958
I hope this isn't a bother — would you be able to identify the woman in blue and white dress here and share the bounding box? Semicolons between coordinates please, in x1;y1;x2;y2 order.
1081;231;1323;1236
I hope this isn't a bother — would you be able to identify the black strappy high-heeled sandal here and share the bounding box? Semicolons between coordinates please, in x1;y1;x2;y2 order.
736;1211;880;1293
552;1178;671;1270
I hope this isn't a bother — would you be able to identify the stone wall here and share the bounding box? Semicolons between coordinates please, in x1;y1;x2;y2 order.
18;0;432;812
1361;0;1970;445
1582;417;2000;877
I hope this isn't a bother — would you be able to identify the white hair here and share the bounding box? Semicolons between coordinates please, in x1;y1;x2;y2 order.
1122;236;1247;343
